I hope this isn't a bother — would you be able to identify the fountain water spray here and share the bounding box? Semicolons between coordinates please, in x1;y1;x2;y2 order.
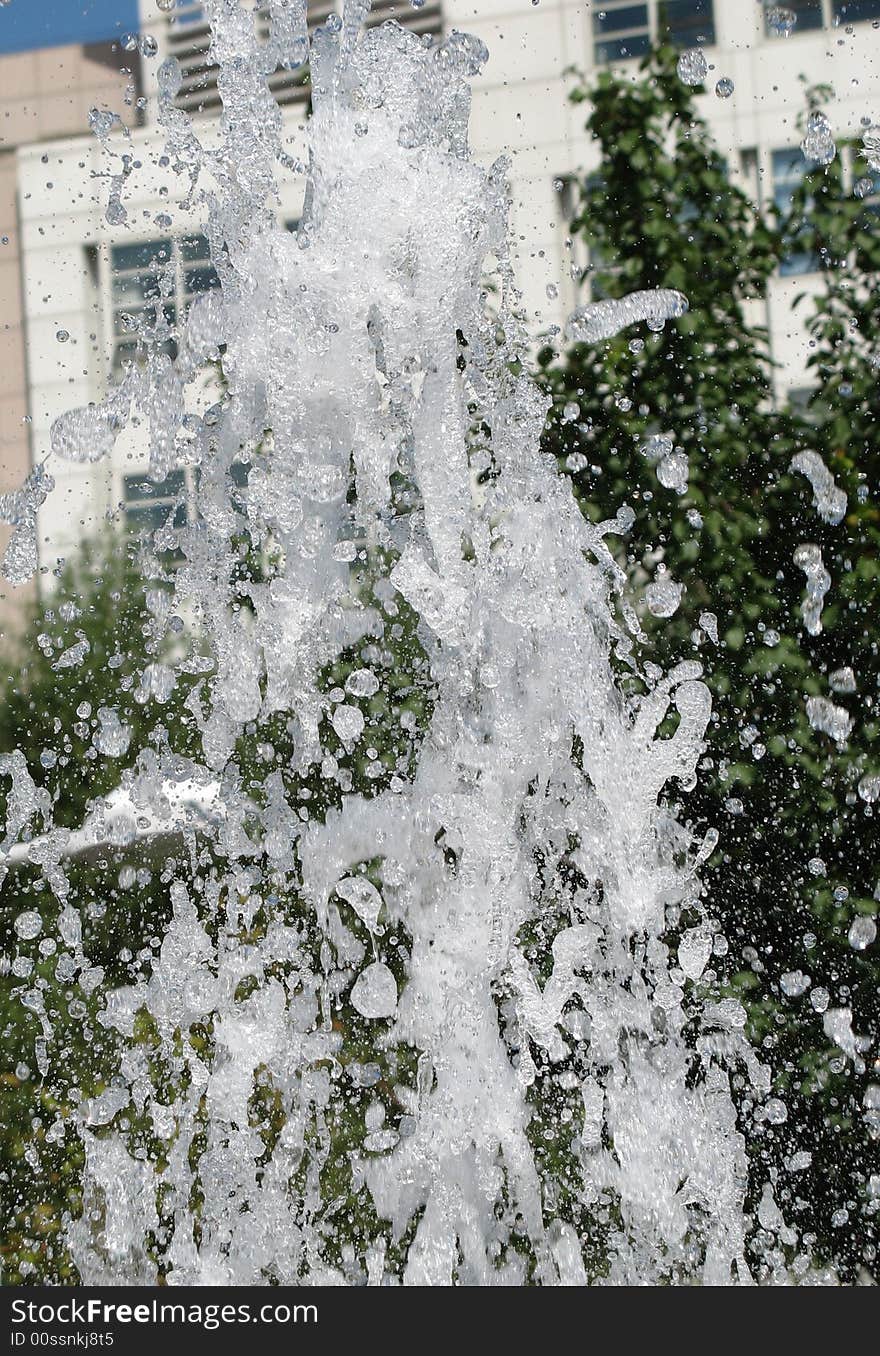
1;0;780;1285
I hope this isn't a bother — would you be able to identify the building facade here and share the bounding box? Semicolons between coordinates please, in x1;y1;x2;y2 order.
3;0;880;616
0;0;142;633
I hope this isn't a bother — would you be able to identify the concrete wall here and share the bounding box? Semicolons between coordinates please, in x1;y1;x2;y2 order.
0;39;140;643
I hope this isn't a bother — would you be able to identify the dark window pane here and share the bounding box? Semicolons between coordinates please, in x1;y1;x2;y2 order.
772;148;818;276
184;265;220;296
595;33;653;63
111;239;172;272
833;0;880;21
594;4;649;34
175;1;207;23
180;233;211;263
124;503;187;535
765;0;823;33
661;0;716;47
124;470;186;503
113;273;162;307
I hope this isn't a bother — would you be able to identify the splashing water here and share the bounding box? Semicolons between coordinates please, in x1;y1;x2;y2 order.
2;1;792;1286
790;449;847;525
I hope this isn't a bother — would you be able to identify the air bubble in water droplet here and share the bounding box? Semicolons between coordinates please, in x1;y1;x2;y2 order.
562;401;579;422
14;911;43;941
715;77;734;99
156;0;175;11
858;774;880;804
848;916;877;951
677;49;708;86
56;329;69;343
140;35;158;59
545;283;558;300
854;176;875;199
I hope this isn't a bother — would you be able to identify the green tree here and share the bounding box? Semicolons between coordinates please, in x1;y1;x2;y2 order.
539;47;877;1277
0;533;200;1281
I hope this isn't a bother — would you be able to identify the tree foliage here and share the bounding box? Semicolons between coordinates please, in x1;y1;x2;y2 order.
539;47;878;1278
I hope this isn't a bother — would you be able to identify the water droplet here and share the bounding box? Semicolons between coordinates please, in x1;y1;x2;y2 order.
848;916;876;951
677;49;708;86
765;6;797;37
780;970;810;998
715;77;734;99
806;696;852;744
656;449;689;494
645;572;683;618
677;928;712;980
345;668;379;698
801;110;836;166
351;962;398;1019
93;707;132;757
862;124;880;171
55;329;69;343
331;704;365;745
829;666;856;694
14;911;43;941
336;877;383;933
810;986;830;1013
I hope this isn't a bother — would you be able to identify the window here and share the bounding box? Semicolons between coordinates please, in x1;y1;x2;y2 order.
768;0;880;31
165;1;444;115
772;148;818;276
110;233;219;372
123;470;188;539
593;1;715;65
593;4;651;64
661;0;716;46
833;0;880;22
123;463;251;551
765;0;824;33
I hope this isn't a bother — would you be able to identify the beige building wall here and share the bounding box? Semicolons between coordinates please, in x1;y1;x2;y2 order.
0;40;140;648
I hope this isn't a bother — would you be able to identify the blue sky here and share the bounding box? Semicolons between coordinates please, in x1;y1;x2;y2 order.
0;1;141;55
